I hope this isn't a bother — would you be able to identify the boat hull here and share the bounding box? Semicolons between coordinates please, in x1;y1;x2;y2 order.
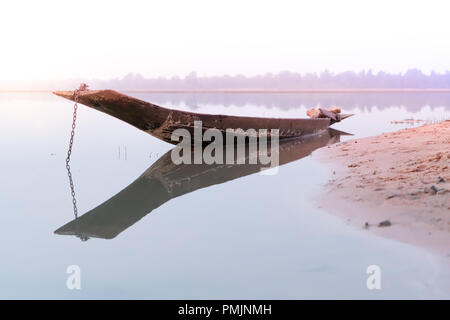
53;90;345;144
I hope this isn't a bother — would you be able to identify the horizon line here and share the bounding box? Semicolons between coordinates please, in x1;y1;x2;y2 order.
3;88;450;94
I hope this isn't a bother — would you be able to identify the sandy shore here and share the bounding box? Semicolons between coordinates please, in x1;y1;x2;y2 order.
314;120;450;255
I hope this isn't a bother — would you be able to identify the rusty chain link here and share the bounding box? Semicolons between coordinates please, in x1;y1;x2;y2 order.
65;83;89;241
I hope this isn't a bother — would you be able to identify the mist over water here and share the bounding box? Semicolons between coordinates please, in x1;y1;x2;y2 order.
0;92;449;299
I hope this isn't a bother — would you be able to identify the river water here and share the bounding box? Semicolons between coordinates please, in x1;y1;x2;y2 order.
0;92;449;299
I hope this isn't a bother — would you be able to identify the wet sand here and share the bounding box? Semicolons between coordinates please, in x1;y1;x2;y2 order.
315;120;450;255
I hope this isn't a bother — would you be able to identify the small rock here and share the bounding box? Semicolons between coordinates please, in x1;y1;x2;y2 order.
378;220;392;227
438;176;446;183
430;185;438;195
364;222;370;229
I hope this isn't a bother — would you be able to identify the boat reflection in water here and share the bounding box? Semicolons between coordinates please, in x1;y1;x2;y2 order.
55;128;349;240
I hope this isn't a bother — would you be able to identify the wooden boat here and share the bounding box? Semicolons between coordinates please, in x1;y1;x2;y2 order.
53;89;352;144
54;128;350;240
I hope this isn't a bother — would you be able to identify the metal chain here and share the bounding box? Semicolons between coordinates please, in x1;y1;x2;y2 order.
65;84;89;241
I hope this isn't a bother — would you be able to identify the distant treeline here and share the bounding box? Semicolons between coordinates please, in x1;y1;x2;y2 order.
3;69;450;91
91;69;450;90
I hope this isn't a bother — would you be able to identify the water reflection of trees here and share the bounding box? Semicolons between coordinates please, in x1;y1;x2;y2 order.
135;92;450;112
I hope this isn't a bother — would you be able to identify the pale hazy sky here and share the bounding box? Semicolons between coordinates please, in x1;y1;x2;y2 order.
2;0;450;81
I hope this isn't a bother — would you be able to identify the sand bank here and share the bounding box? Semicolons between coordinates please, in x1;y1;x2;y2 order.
314;120;450;255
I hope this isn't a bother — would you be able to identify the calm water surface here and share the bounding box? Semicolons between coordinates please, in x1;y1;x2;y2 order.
0;92;449;299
